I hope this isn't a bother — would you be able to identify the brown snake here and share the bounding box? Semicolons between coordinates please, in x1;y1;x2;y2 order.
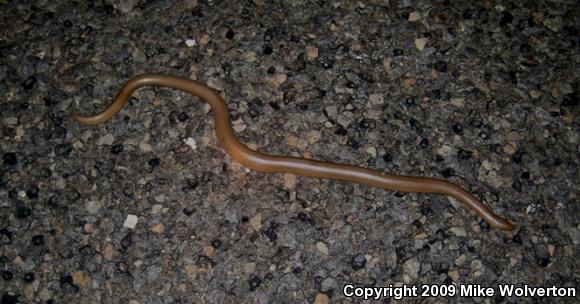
72;74;515;231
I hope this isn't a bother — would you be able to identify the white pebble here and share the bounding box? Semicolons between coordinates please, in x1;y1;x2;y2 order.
123;214;139;229
184;137;197;150
185;38;196;47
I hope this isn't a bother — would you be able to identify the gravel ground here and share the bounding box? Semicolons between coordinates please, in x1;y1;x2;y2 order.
1;0;579;303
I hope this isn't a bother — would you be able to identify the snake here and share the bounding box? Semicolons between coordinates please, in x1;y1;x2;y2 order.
72;74;515;231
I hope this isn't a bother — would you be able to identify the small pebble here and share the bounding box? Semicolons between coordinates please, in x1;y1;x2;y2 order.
22;76;37;90
1;270;13;281
31;235;45;246
23;272;35;283
248;276;262;291
3;152;17;166
415;38;428;51
110;144;123;154
185;38;196;47
225;29;235;39
351;254;367;270
123;214;138;229
262;45;273;55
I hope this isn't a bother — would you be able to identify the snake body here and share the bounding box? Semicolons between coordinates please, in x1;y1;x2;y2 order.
72;74;514;231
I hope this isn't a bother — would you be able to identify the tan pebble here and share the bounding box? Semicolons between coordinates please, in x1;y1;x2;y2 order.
84;223;93;233
529;90;542;99
415;232;428;239
199;34;210;45
450;98;465;108
415;38;428;51
316;241;329;255
103;243;118;261
307;130;322;144
250;214;262;231
403;78;417;87
73;271;90;287
97;133;115;146
448;269;460;281
314;293;330;304
185;264;198;280
548;244;556;257
59;80;79;93
203;245;214;256
23;284;34;300
366;147;377;157
408;11;421;22
368;93;384;105
476;80;491;94
285;135;300;147
306;45;319;60
139;141;153;152
503;142;517;155
283;173;296;189
244;262;256;273
149;223;165;233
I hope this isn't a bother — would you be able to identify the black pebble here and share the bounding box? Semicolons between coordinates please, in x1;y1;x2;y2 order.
452;123;463;134
499;12;514;27
16;206;32;218
382;152;393;163
3;153;17;166
334;128;348;136
441;168;455;178
434;61;448;73
1;270;12;281
358;119;370;129
59;274;74;287
511;151;524;163
186;179;198;190
420;205;432;216
182;207;195;216
409;118;419;130
419;138;429;149
121;233;132;249
23;272;35;283
457;149;472;160
225;29;235;39
393;48;404;56
54;143;73;157
248;276;262;291
31;235;45;246
520;171;530;179
263;222;278;242
22;76;37;90
1;293;19;304
347;139;360;149
110;144;123;154
561;93;578;107
479;131;489;140
26;186;39;199
148;157;160;167
64;19;73;27
267;67;276;74
351;254;367;270
262;45;273;55
211;239;222;248
346;81;358;89
405;96;417;107
536;257;549;267
177;112;189;122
